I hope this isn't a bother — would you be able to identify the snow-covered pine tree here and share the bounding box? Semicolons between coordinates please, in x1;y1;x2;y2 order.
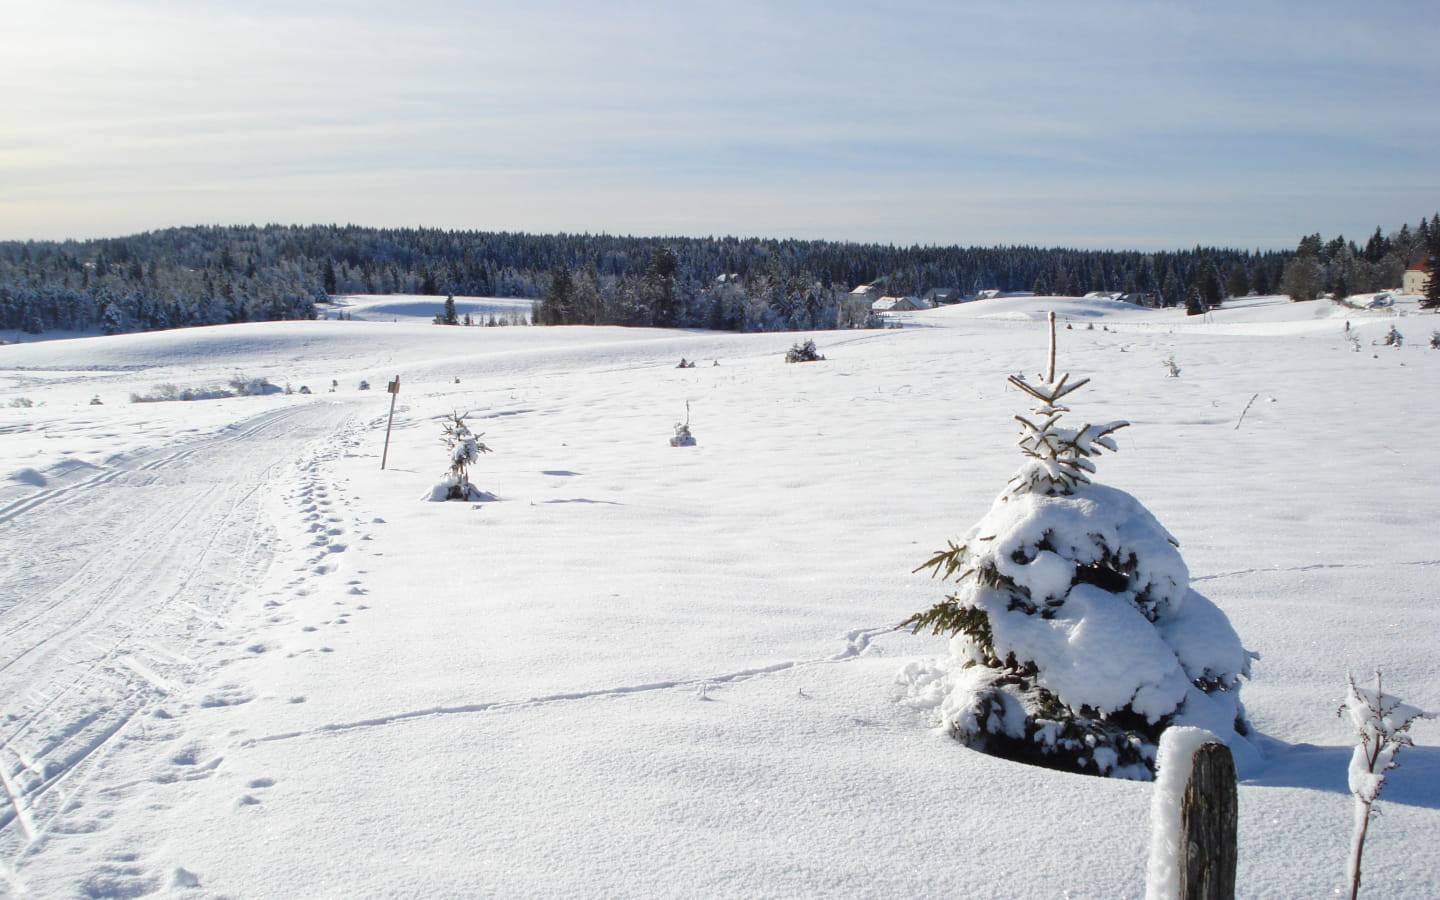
670;401;697;447
899;314;1256;779
433;411;492;501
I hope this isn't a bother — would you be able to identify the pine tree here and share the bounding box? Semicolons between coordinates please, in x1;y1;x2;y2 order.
1184;283;1206;316
538;266;575;325
899;315;1254;779
433;294;459;325
436;412;492;501
1422;232;1440;310
646;245;680;327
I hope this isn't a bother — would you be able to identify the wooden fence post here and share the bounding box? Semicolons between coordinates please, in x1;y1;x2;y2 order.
1178;742;1237;900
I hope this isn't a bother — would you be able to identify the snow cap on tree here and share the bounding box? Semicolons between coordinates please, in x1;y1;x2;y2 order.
900;314;1257;779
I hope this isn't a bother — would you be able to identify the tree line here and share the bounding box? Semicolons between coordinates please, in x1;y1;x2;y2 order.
0;218;1432;337
1277;214;1439;304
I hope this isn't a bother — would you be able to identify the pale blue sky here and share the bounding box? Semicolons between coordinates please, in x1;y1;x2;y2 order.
4;0;1437;249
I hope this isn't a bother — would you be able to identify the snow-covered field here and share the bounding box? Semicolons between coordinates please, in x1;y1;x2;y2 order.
1;294;1436;898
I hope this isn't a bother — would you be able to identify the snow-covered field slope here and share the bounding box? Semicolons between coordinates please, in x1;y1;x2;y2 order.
0;295;1436;898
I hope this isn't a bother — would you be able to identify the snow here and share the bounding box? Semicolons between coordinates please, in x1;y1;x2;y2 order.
1;294;1438;897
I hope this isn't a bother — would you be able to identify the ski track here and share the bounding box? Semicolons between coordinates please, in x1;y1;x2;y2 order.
1191;558;1440;582
244;625;897;747
0;400;359;887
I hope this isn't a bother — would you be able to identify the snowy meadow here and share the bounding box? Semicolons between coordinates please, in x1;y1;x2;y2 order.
1;294;1436;898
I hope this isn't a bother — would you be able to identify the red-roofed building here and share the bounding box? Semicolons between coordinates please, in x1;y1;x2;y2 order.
1403;260;1431;295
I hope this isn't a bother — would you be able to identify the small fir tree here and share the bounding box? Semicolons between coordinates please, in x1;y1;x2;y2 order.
785;339;825;363
435;411;491;501
899;315;1255;779
433;295;459;325
670;401;697;447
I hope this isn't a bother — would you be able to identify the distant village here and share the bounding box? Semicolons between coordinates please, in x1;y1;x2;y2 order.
851;283;1156;314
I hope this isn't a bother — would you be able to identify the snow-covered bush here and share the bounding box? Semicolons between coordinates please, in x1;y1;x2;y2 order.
429;411;492;501
785;340;825;363
670;402;697;447
228;374;279;396
899;326;1256;779
1339;671;1433;899
1381;326;1402;347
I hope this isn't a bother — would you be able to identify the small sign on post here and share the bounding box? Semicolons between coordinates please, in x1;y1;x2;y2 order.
381;376;400;470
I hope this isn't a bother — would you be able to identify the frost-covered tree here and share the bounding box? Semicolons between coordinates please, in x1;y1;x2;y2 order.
670;401;697;447
432;411;492;501
1339;671;1433;900
785;339;825;363
899;316;1256;779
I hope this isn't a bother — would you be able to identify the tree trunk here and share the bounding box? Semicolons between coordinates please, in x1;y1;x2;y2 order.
1179;743;1238;900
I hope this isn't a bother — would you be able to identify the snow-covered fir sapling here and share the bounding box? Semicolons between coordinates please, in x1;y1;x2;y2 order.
785;339;825;363
899;313;1257;779
432;411;492;501
1382;326;1402;347
1338;671;1434;900
670;401;697;447
1162;355;1180;377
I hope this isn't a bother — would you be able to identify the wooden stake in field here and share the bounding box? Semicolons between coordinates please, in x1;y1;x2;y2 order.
381;376;400;470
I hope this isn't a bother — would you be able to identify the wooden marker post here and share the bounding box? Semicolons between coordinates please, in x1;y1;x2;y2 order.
1178;742;1237;900
381;376;400;470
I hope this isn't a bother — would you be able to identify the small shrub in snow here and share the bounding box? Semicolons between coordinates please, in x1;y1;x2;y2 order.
130;383;234;403
1338;671;1433;900
7;397;35;408
359;380;371;390
1162;355;1180;377
430;411;492;501
89;395;103;405
228;374;279;396
898;318;1256;779
1381;326;1402;347
670;402;697;447
785;340;825;363
1429;331;1439;350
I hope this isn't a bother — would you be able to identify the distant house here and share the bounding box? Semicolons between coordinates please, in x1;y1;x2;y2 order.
872;296;928;312
1403;261;1431;295
975;289;1003;300
850;284;882;301
924;287;961;305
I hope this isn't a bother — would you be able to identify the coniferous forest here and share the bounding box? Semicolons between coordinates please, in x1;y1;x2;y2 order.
0;217;1434;337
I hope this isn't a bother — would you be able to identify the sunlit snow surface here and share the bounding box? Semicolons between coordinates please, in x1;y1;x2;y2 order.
1;295;1436;898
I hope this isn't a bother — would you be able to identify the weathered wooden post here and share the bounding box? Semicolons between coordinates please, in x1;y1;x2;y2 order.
1178;742;1237;900
380;376;400;470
